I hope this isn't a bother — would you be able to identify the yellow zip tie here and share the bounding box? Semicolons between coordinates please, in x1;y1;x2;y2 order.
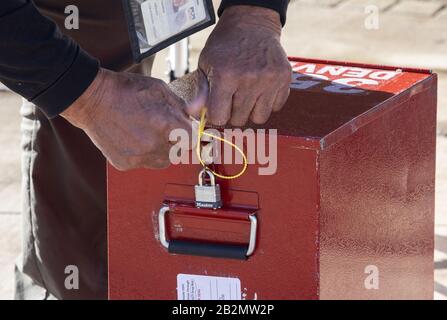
196;108;248;180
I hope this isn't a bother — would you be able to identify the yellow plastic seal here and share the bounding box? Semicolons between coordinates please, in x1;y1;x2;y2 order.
196;108;248;180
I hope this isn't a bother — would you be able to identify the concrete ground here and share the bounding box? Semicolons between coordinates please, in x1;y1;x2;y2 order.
1;0;447;299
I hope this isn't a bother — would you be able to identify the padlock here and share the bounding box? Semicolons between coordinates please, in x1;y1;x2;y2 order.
195;168;222;209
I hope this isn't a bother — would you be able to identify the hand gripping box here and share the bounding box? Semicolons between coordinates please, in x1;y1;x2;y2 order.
107;57;436;300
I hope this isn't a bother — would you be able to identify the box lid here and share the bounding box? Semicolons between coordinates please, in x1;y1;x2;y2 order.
244;57;434;150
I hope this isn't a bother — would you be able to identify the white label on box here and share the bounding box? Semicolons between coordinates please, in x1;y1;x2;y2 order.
177;274;241;300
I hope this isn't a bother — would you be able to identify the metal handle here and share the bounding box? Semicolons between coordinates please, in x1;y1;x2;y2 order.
158;205;257;259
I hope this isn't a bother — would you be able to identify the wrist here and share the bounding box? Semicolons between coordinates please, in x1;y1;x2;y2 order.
220;5;282;35
61;68;109;128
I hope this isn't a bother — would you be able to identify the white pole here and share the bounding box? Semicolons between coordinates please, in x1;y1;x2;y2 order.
167;38;190;82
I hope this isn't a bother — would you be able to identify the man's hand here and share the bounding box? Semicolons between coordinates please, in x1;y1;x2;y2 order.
61;69;192;170
199;5;292;126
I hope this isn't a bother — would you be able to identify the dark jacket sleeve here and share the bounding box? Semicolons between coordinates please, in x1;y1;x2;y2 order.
218;0;290;26
0;0;99;118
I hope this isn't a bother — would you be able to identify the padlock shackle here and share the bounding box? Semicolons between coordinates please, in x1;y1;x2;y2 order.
198;168;216;186
158;205;257;259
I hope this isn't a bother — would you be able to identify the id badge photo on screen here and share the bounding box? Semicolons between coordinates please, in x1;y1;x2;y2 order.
123;0;216;62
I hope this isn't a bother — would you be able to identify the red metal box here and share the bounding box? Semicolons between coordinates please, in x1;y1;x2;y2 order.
107;57;437;300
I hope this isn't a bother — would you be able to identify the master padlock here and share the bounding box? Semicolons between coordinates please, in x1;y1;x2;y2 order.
195;168;222;209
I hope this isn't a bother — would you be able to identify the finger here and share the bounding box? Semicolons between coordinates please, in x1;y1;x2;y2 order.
169;108;193;131
108;158;132;172
250;93;276;125
272;85;290;112
167;118;196;153
164;105;195;152
107;153;166;171
148;143;173;168
230;90;258;126
207;79;233;126
185;69;209;119
136;145;172;169
142;153;171;169
161;80;198;141
162;82;194;133
166;117;193;155
143;159;170;169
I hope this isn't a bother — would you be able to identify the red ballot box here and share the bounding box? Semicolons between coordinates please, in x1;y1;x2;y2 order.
107;57;436;300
